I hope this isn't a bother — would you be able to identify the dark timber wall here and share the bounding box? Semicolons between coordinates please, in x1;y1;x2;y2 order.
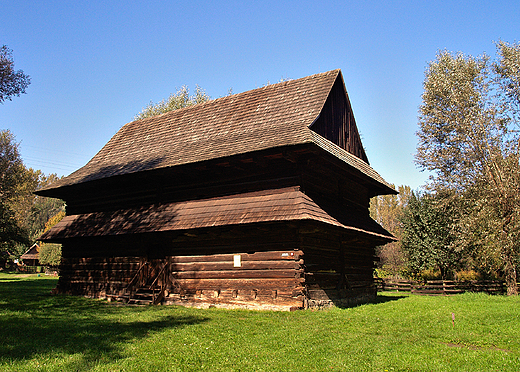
52;152;383;310
310;78;368;163
56;220;378;310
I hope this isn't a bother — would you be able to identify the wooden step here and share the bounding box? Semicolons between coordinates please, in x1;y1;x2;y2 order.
127;287;159;305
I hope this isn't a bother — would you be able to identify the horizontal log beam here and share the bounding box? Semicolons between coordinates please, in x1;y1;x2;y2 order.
170;269;303;279
169;250;303;263
170;259;303;271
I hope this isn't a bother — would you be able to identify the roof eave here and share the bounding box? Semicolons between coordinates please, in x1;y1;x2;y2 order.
307;130;396;195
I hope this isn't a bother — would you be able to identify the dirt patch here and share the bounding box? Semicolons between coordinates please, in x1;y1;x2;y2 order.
0;273;43;280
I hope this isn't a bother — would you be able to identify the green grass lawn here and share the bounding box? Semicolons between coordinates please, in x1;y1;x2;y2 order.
1;272;519;371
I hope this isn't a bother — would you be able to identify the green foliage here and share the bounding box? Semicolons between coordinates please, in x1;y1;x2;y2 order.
0;45;30;103
416;50;501;190
495;41;520;125
26;173;65;241
37;210;65;266
415;42;520;293
1;275;520;371
134;85;210;120
0;199;28;250
455;269;483;281
0;130;35;260
38;243;61;266
0;130;65;262
400;191;461;279
415;268;443;281
370;185;412;276
370;185;412;234
43;209;65;232
0;130;31;203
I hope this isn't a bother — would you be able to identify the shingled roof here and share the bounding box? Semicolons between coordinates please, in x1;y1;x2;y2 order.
20;243;39;260
40;187;394;242
40;69;392;193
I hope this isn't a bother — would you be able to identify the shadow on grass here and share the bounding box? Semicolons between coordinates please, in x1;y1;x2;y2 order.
371;293;408;304
0;278;209;370
324;287;408;309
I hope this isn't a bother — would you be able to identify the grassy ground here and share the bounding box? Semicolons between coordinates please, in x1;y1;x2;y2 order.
1;272;519;371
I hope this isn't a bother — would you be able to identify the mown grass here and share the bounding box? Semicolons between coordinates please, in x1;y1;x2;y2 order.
1;272;519;371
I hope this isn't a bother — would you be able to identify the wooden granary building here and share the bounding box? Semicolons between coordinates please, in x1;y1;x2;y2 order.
38;69;396;310
20;243;40;267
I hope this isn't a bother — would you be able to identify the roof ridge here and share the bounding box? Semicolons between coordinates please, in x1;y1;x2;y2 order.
130;69;341;126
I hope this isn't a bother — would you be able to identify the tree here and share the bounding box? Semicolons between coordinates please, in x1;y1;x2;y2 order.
0;200;28;262
25;173;65;241
134;85;210;120
370;185;412;276
495;41;520;126
0;130;34;258
400;191;461;279
0;131;66;267
0;130;30;202
38;210;65;267
416;42;520;294
0;45;30;103
39;243;61;267
0;130;58;261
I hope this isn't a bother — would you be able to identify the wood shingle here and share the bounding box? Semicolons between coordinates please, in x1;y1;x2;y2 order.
41;187;393;241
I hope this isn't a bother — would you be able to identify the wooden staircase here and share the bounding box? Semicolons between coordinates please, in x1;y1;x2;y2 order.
127;287;165;305
124;259;170;305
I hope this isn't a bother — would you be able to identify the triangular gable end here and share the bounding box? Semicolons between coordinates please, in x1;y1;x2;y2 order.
20;243;40;260
309;71;369;164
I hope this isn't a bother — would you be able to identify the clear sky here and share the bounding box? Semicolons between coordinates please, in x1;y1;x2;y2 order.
1;0;519;190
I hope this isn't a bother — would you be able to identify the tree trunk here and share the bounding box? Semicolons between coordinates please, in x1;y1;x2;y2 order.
504;256;518;296
439;266;447;280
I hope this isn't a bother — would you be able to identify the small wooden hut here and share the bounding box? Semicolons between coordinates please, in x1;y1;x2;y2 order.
37;69;396;310
20;243;40;267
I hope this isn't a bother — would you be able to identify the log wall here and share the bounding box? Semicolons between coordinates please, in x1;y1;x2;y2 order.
54;221;380;310
165;250;304;310
56;251;305;311
300;224;377;309
57;256;141;297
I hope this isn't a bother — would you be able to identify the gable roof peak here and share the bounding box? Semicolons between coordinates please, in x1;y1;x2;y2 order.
37;69;395;195
128;69;341;130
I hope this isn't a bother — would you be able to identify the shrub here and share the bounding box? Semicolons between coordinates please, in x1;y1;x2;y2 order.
455;270;482;281
416;268;442;281
38;243;61;266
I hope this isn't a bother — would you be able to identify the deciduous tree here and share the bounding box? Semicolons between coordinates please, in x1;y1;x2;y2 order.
135;85;210;120
416;42;520;294
0;131;62;261
0;45;30;103
400;191;461;279
370;185;412;276
0;130;34;258
26;173;65;241
38;210;65;267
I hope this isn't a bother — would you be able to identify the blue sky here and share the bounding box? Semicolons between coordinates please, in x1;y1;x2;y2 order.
1;0;519;190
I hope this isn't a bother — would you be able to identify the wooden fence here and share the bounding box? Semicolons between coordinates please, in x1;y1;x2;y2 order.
374;278;511;295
